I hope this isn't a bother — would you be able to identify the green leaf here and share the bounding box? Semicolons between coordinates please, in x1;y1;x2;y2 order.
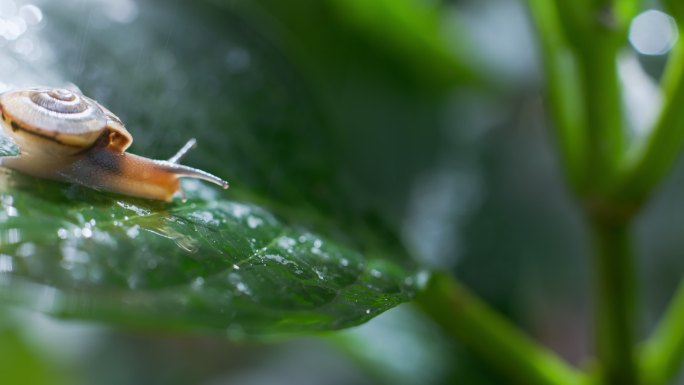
0;0;424;337
0;175;417;338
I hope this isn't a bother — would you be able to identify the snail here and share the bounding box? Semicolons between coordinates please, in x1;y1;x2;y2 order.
0;87;228;201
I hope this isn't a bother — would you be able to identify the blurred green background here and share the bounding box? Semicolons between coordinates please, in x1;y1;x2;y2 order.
0;0;682;384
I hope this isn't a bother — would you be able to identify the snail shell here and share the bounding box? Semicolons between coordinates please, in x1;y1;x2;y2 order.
0;88;131;154
0;87;228;201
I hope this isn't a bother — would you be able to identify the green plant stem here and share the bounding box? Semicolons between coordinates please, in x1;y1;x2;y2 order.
526;0;586;190
641;278;684;385
415;272;583;385
590;218;637;385
577;35;623;192
617;25;684;203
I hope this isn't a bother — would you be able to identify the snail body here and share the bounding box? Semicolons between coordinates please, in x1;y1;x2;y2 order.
0;87;228;201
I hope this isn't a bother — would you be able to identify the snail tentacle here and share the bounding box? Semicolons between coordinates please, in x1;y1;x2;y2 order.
153;159;229;189
168;138;198;164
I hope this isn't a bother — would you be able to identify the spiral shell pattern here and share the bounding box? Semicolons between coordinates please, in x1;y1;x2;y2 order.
0;88;108;148
30;88;91;115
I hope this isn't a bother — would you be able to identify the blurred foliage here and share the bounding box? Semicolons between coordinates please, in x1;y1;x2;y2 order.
8;0;683;384
0;0;478;382
0;0;516;383
0;0;446;336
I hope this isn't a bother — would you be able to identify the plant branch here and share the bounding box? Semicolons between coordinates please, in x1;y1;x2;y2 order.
415;272;583;385
616;24;684;204
526;0;586;190
576;32;624;193
641;278;684;385
590;217;638;385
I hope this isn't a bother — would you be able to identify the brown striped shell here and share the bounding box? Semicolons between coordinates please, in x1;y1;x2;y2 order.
0;87;132;153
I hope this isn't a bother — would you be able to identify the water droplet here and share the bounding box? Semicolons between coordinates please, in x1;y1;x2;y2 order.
192;277;204;289
310;238;325;255
116;202;150;216
57;228;68;239
236;282;249;294
262;254;294;266
277;236;296;250
227;273;251;295
229;203;250;218
191;210;214;224
247;215;263;229
126;225;139;238
415;270;430;289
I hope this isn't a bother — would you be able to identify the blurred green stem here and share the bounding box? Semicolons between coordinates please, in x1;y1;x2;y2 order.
526;0;585;190
590;217;638;385
415;272;583;385
617;24;684;204
616;7;684;383
576;35;623;191
529;2;640;383
641;278;684;385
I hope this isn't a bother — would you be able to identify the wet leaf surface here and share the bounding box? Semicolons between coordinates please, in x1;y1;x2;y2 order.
0;0;437;337
0;173;417;337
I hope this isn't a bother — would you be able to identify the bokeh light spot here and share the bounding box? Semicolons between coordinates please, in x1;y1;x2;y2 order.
18;4;42;25
629;10;678;56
